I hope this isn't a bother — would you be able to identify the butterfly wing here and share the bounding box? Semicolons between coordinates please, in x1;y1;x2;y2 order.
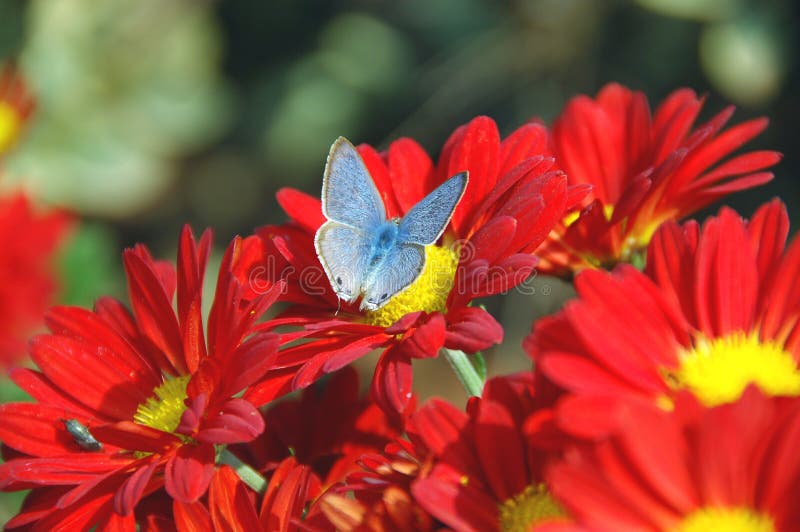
321;137;386;228
361;243;425;311
315;221;373;303
398;172;468;245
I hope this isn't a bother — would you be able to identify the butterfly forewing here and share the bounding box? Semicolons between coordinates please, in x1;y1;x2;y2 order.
322;137;386;228
399;172;468;245
361;243;425;310
315;221;373;303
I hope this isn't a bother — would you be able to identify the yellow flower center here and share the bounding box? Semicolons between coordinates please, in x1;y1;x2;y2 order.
365;244;459;328
675;506;774;532
668;331;800;407
498;483;567;532
134;376;191;433
0;102;22;154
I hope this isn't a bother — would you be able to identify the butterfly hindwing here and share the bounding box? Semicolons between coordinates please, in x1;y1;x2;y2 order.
399;172;468;245
315;221;373;303
361;243;425;311
321;137;386;229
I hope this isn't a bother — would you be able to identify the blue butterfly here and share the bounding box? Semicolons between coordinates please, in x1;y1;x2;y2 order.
315;137;468;311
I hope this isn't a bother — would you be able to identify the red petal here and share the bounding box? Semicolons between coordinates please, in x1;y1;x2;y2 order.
164;444;216;503
388;137;434;213
440;116;501;235
358;143;401;219
174;500;212;532
412;465;499;532
91;421;179;454
29;334;148;420
123;249;184;374
694;208;758;335
403;313;446;359
209;466;261;531
0;403;99;457
371;346;413;415
497;122;551;176
445;307;503;353
197;399;265;444
276;188;325;233
260;457;314;531
114;460;158;515
474;399;527;500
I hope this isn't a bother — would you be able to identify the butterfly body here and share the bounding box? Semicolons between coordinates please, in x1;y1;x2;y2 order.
315;137;467;311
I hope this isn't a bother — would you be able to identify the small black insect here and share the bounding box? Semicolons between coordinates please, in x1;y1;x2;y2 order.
62;419;102;451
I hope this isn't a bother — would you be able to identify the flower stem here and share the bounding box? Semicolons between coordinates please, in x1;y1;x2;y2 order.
219;447;267;493
442;348;485;397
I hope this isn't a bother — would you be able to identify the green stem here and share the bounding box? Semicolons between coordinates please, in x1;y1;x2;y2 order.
442;348;485;397
219;447;267;493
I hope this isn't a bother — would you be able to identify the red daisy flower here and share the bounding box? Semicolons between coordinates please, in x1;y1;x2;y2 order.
232;366;404;487
548;387;800;531
525;199;800;438
536;82;781;277
247;116;583;414
176;367;401;531
0;226;282;528
0;61;35;156
0;193;72;368
320;438;440;532
0;63;72;369
174;460;326;532
409;373;570;531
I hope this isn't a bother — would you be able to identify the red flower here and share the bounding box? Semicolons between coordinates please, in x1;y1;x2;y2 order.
0;226;282;527
177;367;401;531
525;200;800;438
0;61;35;156
320;438;440;532
248;117;581;414
0;193;72;368
0;64;72;368
548;388;800;531
409;373;570;531
233;366;404;487
174;461;325;532
537;83;780;277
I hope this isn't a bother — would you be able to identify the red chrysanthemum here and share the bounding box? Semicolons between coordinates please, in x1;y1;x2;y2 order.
0;193;72;368
525;199;800;438
174;460;327;532
320;438;440;532
547;388;800;531
177;367;403;531
0;62;35;156
536;83;781;277
409;373;570;531
247;116;584;414
0;63;72;369
0;226;282;528
233;366;404;486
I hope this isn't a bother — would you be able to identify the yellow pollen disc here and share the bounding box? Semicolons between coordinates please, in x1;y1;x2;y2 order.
668;332;800;407
675;506;774;532
365;244;459;328
498;483;567;532
134;375;191;433
0;102;23;154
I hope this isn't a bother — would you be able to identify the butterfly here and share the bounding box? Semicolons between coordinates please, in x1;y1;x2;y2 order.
315;137;468;311
61;418;103;451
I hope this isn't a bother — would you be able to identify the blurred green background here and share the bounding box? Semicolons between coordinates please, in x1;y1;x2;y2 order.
0;0;798;523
